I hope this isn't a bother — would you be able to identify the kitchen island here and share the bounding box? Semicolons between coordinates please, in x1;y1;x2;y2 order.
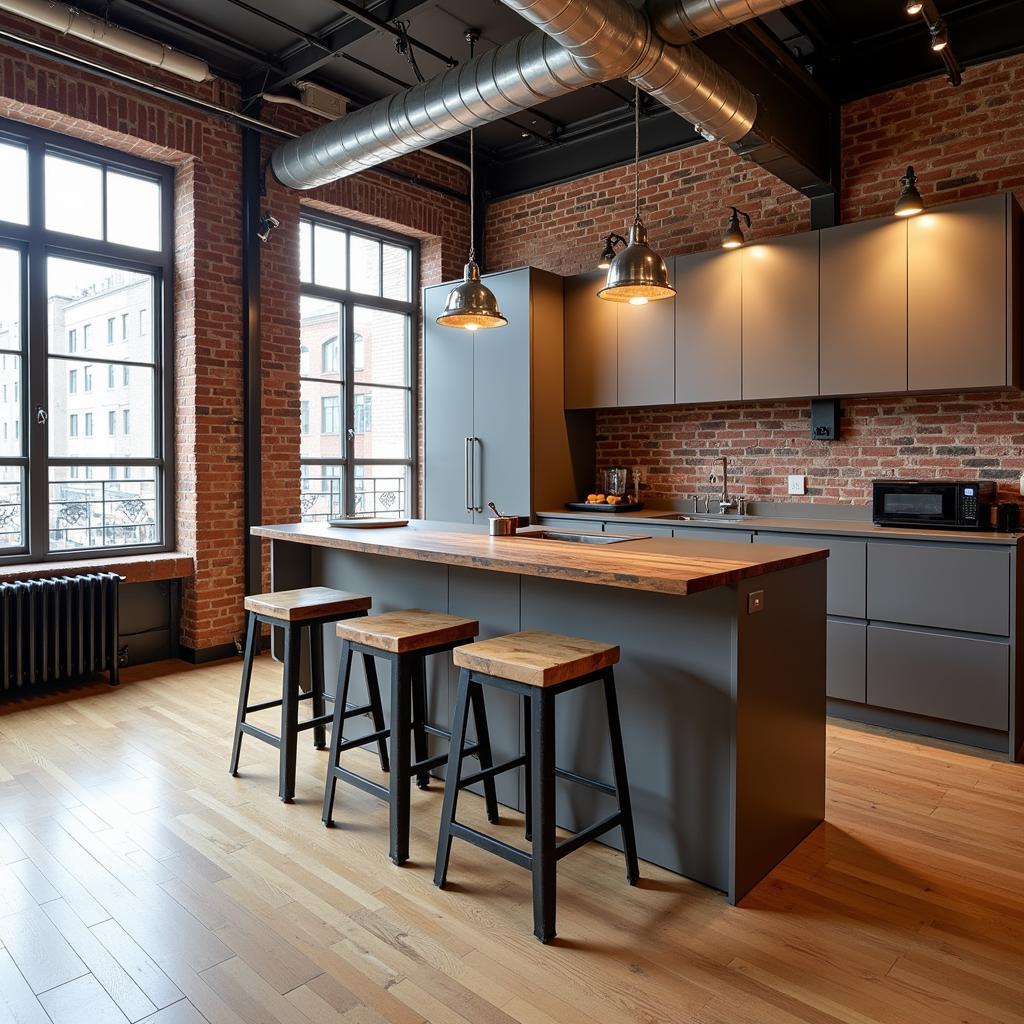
253;520;828;904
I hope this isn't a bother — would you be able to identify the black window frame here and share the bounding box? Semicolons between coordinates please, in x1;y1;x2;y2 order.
0;117;175;563
298;210;418;522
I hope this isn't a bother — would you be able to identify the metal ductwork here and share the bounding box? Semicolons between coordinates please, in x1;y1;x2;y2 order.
272;0;762;189
648;0;803;44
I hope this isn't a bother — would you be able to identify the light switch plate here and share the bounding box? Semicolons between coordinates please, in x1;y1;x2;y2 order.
787;474;806;495
747;590;765;614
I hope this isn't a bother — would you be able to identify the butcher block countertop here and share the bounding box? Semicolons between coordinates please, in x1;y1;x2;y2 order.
253;520;827;597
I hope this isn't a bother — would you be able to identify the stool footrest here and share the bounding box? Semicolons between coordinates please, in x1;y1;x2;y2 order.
449;822;532;870
245;689;320;715
554;766;617;797
328;766;389;802
457;754;526;791
422;723;451;739
341;702;373;719
411;747;475;776
240;723;281;748
336;727;391;754
296;713;334;733
556;812;623;861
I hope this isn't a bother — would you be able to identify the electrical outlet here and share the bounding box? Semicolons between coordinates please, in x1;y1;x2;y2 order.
747;590;765;614
788;474;806;495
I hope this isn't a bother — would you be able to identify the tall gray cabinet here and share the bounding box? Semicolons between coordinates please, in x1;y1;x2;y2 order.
424;267;576;522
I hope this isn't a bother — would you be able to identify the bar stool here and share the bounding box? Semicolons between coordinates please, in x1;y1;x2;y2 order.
434;630;639;943
229;586;386;803
325;609;498;866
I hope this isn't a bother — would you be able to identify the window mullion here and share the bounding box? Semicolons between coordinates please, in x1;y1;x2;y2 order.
343;298;355;517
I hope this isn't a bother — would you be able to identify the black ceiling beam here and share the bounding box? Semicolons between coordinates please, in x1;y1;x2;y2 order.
326;0;456;68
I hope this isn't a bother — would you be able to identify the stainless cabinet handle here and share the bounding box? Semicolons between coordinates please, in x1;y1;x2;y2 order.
464;436;473;513
472;437;483;513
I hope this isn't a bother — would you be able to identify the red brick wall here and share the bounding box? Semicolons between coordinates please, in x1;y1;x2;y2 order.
488;51;1024;508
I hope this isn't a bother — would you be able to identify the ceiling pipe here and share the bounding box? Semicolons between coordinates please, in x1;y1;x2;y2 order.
648;0;803;44
0;0;211;81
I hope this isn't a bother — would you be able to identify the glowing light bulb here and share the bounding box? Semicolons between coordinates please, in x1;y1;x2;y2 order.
464;322;479;331
628;296;648;306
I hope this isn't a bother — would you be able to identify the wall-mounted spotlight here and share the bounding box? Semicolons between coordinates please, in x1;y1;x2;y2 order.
256;212;280;243
905;1;962;85
894;166;924;217
929;19;948;51
905;1;923;14
597;233;627;270
721;207;752;249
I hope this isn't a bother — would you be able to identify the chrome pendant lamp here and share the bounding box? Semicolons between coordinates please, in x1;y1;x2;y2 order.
436;127;507;330
598;86;675;305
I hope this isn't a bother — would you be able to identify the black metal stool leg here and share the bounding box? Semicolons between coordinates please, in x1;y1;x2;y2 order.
522;692;532;842
279;623;302;803
322;640;353;826
469;681;500;825
310;624;327;751
388;654;413;865
603;669;640;885
229;612;258;776
363;653;390;773
531;688;557;943
434;668;472;889
411;656;430;790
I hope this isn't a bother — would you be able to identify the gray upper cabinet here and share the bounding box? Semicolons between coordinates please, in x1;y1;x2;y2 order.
616;258;675;408
741;232;820;400
675;249;742;403
908;193;1018;391
564;270;617;409
820;218;908;396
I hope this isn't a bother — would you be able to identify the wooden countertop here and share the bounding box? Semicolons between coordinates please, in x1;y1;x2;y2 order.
252;521;827;597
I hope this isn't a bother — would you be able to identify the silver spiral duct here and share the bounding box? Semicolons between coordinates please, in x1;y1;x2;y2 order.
648;0;802;45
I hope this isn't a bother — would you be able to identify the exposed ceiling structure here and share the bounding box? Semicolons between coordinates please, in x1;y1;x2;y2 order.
17;0;1024;200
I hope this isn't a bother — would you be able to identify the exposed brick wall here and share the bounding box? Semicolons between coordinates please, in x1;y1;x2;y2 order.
488;51;1024;508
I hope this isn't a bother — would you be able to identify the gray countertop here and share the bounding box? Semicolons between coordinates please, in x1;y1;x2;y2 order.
538;508;1024;545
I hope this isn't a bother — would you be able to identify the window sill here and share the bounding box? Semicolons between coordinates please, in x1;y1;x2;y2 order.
0;552;194;585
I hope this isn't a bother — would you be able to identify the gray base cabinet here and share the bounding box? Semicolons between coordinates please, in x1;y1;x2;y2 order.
827;619;866;703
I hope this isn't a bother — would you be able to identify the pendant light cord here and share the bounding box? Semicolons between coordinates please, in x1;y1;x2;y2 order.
633;83;640;224
467;31;477;264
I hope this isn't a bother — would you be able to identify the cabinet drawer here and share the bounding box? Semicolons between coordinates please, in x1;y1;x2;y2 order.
827;619;866;703
673;526;753;543
866;624;1009;731
866;542;1010;635
535;517;602;530
755;533;865;618
605;522;674;537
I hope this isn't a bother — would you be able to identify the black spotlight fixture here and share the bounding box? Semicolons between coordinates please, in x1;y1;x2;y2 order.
905;0;923;13
721;207;752;249
894;166;924;218
929;19;948;51
597;233;626;270
256;213;280;243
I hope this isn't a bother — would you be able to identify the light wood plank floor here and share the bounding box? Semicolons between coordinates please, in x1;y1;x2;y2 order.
1;656;1022;1024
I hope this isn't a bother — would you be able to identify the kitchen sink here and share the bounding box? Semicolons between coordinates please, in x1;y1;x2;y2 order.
654;513;750;522
514;530;645;545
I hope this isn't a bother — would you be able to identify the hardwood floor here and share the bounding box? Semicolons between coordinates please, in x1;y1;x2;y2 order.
1;656;1022;1024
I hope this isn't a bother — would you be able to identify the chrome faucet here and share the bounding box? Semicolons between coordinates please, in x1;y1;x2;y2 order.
714;457;735;514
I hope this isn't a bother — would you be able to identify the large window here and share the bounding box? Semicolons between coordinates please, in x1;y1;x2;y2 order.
0;120;173;559
298;214;416;521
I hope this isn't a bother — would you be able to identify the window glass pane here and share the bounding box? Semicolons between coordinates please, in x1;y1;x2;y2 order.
300;464;343;522
350;235;381;296
0;466;24;549
0;247;22;351
45;154;103;239
48;466;159;551
382;244;410;301
299;220;312;283
47;258;155;362
0;143;29;226
352;384;407;459
106;171;161;250
353;464;409;519
300;296;342;380
48;361;155;458
353;307;409;386
313;224;346;290
300;380;343;460
0;354;23;457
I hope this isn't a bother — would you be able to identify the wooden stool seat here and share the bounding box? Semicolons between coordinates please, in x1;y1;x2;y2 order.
245;586;371;622
453;630;619;687
336;609;478;654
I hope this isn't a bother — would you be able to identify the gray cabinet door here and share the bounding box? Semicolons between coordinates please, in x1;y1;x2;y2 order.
563;270;617;409
672;526;753;543
616;257;675;408
604;522;674;537
866;623;1009;730
675;249;742;404
820;218;908;396
423;283;474;524
741;232;820;400
908;194;1010;390
755;532;866;618
827;619;866;703
474;269;532;521
866;540;1010;636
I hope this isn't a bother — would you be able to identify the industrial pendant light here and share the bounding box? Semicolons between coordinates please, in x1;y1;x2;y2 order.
436;127;506;330
894;165;925;217
598;86;675;305
721;207;752;249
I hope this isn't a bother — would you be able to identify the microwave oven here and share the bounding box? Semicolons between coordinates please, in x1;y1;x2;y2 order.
872;479;996;530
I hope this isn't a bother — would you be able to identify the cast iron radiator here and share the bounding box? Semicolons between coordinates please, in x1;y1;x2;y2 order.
0;573;121;694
